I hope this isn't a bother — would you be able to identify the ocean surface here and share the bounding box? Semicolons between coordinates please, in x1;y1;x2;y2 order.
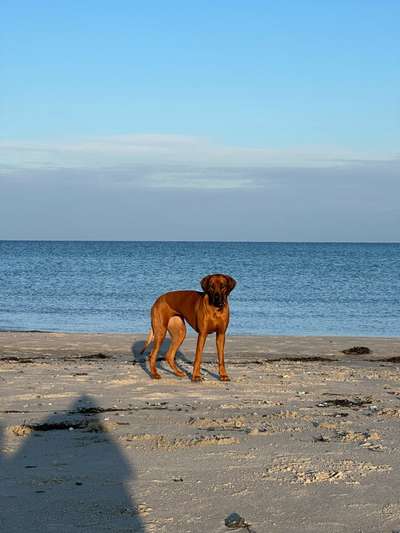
0;241;399;336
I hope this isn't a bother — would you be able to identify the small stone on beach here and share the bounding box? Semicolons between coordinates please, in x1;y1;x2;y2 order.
225;512;249;529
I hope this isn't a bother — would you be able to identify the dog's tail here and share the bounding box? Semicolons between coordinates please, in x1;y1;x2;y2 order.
140;327;154;354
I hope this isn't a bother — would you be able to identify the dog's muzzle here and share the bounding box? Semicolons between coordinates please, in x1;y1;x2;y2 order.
210;293;224;308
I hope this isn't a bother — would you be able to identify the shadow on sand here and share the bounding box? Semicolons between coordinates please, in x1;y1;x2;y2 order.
131;338;219;381
0;394;146;532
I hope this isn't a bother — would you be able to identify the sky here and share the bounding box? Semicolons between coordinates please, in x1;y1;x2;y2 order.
1;0;399;241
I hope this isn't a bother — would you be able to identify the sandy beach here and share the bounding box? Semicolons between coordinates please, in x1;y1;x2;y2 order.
1;332;400;532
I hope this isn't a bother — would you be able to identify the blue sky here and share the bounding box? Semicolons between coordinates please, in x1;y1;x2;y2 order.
1;1;399;240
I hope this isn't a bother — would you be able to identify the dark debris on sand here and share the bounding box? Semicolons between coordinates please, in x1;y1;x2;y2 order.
342;346;371;355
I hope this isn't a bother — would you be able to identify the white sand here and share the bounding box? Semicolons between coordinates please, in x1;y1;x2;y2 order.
1;332;400;532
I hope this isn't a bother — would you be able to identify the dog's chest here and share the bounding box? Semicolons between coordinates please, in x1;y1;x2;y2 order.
205;307;228;331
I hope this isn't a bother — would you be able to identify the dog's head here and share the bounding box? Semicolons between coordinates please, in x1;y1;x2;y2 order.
200;273;236;309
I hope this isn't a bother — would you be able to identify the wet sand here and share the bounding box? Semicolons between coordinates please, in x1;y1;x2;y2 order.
1;332;400;532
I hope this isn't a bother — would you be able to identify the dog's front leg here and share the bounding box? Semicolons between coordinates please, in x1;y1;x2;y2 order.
192;332;207;382
216;331;230;381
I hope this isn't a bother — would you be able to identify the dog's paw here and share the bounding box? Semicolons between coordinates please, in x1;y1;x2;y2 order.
151;372;161;380
191;375;202;382
219;375;230;382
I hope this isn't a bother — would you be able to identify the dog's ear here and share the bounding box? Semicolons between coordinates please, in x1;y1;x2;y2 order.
224;275;237;294
200;275;212;293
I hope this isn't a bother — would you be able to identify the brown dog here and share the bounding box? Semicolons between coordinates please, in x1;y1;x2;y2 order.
141;274;236;381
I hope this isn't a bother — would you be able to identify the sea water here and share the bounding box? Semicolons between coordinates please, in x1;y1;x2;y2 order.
0;241;399;336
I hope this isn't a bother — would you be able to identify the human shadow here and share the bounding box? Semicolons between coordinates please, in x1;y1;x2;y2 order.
0;394;146;532
132;337;219;381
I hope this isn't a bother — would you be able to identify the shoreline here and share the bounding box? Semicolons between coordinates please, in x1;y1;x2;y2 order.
2;328;399;339
1;328;400;338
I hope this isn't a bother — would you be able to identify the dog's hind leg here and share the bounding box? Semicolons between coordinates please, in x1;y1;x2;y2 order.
165;316;186;377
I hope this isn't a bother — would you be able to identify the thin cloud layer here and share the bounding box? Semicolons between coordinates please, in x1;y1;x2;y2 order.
1;134;399;240
1;134;397;191
0;135;394;168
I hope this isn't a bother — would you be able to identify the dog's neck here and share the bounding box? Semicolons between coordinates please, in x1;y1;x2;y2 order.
204;293;227;311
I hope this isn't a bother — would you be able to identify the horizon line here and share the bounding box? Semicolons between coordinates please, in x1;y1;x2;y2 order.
1;239;399;245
